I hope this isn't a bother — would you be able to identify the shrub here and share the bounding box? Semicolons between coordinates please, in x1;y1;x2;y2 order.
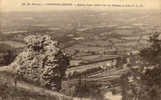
0;43;18;66
11;35;70;91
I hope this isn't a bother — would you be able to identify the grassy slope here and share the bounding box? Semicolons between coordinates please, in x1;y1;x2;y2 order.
0;66;72;100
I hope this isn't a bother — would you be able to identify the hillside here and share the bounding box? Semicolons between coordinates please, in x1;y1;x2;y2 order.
0;68;72;100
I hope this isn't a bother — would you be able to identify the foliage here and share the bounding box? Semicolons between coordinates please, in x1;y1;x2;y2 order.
121;32;161;100
0;73;71;100
11;35;70;91
140;33;161;65
0;43;18;66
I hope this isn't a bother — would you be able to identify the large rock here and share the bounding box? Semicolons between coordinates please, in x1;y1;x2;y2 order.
11;35;70;91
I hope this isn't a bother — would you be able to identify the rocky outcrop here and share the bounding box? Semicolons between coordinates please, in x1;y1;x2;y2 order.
10;35;70;91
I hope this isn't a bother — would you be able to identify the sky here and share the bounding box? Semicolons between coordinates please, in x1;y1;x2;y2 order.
1;0;161;12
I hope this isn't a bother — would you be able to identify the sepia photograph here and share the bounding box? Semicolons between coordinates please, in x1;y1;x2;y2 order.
0;0;161;100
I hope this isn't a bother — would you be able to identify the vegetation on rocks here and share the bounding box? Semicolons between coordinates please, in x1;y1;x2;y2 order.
10;35;70;91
